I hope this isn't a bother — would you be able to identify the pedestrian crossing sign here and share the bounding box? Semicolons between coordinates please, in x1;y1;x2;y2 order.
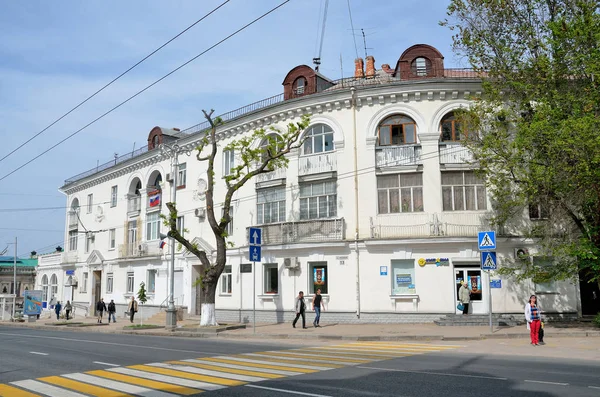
481;251;497;270
478;231;496;250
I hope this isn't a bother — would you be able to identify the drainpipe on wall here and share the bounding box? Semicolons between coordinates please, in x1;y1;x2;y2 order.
351;87;361;319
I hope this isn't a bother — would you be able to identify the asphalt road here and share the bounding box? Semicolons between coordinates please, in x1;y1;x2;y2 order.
0;326;599;397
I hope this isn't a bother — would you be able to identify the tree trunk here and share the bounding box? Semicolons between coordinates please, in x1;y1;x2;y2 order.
140;305;143;326
199;283;217;326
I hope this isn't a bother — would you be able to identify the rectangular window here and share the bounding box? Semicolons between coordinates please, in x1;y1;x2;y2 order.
529;203;549;220
221;265;232;294
309;262;328;294
223;150;235;176
110;185;118;207
87;194;93;213
442;171;487;211
299;180;337;220
81;272;88;293
68;231;78;251
222;207;233;237
127;272;135;294
533;257;558;293
263;263;278;294
109;229;116;249
176;216;185;237
146;212;160;241
377;173;424;214
256;186;286;224
147;270;156;294
106;273;113;294
177;163;187;188
391;260;416;295
85;233;93;254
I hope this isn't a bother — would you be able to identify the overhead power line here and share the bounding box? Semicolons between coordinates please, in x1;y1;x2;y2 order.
0;0;291;183
0;0;232;166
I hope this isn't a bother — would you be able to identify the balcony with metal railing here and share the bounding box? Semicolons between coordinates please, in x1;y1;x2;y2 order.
376;145;422;168
247;218;345;245
370;212;490;239
299;152;337;176
127;195;142;217
256;167;287;183
118;243;163;258
67;211;79;230
439;144;475;164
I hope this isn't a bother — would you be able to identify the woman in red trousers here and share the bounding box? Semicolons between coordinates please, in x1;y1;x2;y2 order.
524;295;542;346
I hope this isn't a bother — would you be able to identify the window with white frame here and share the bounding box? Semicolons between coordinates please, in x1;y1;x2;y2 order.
81;272;88;293
442;171;487;211
177;163;187;188
378;115;417;146
223;149;235;176
256;186;286;224
127;272;135;294
85;233;93;253
303;124;334;155
299;180;337;220
147;270;156;294
109;229;116;249
222;207;233;237
377;173;424;213
260;133;284;163
146;212;160;241
529;203;550;220
221;265;232;294
50;273;57;299
87;194;93;213
263;263;278;294
309;262;328;294
68;231;78;251
391;260;416;295
106;273;113;294
176;216;185;237
41;275;48;302
533;257;558;293
110;185;118;207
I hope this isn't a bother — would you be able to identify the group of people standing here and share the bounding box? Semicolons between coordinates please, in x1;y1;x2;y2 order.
95;296;138;324
292;289;325;329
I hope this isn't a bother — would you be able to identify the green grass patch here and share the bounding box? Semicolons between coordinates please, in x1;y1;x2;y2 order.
122;324;164;330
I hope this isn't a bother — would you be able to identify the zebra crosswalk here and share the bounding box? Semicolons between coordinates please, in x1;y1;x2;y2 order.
0;342;459;396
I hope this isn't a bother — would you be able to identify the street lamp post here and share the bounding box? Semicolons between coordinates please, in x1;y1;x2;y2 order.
6;237;17;320
159;143;189;330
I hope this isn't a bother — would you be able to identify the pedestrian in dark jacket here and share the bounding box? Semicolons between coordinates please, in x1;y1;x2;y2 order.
54;301;62;320
96;298;107;323
64;301;72;320
128;296;138;323
108;300;117;323
292;291;307;329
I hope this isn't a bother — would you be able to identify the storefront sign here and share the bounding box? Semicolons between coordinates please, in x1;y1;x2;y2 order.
490;279;502;288
240;263;252;273
418;258;450;267
66;270;75;276
23;290;43;316
380;266;388;276
396;274;412;284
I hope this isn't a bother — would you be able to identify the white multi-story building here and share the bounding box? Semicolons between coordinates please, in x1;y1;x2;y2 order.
36;44;580;322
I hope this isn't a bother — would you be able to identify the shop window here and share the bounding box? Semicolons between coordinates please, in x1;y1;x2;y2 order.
442;171;487;211
263;263;278;294
391;260;416;295
309;262;328;294
377;173;424;213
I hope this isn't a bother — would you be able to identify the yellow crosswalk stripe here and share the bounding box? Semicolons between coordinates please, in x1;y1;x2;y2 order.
256;351;371;363
129;365;244;387
200;357;316;373
346;342;461;348
290;348;402;360
231;354;344;368
38;376;133;397
0;384;40;397
87;370;201;395
342;344;447;351
167;361;285;379
311;347;411;356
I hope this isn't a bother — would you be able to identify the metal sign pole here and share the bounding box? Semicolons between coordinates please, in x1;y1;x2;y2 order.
253;261;256;334
488;269;493;333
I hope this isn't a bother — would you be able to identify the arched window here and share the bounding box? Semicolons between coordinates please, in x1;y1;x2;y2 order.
150;174;162;190
50;274;58;300
440;112;464;142
378;115;417;146
260;133;284;163
412;57;431;76
303;124;334;155
41;275;49;302
293;77;307;95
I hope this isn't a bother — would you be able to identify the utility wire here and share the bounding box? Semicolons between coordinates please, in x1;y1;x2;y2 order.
0;0;291;183
0;0;232;165
346;0;359;59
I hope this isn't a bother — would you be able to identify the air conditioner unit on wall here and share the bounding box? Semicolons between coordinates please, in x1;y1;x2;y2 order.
138;243;148;255
166;173;173;182
284;257;299;269
195;208;206;220
514;248;529;260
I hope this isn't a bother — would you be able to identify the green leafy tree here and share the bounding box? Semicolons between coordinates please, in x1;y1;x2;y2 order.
441;0;600;286
137;282;147;326
166;110;310;326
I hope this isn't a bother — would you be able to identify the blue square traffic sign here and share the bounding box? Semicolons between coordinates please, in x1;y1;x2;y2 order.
481;251;497;270
249;227;262;246
249;245;261;262
478;231;496;250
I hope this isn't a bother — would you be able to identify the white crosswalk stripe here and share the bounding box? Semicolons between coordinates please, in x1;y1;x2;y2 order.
63;373;175;397
108;367;228;390
149;362;267;382
10;380;88;397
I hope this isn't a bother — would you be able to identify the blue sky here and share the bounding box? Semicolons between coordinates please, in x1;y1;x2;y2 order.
0;0;463;256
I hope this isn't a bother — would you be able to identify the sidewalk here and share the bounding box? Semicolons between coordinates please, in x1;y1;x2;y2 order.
3;314;600;341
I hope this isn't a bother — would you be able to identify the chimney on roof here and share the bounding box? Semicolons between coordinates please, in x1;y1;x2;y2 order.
354;58;364;78
366;56;376;78
381;64;393;74
172;128;180;132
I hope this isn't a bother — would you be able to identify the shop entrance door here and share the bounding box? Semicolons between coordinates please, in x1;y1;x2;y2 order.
455;267;487;314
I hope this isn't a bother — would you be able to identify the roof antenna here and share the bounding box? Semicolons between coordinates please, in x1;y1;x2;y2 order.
313;0;329;72
361;28;369;59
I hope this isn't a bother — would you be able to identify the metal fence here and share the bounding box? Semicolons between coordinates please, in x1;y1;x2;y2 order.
247;218;345;245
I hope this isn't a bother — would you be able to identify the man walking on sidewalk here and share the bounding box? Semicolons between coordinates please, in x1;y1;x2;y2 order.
128;296;138;323
107;299;117;323
96;298;107;323
292;291;307;329
312;288;324;328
